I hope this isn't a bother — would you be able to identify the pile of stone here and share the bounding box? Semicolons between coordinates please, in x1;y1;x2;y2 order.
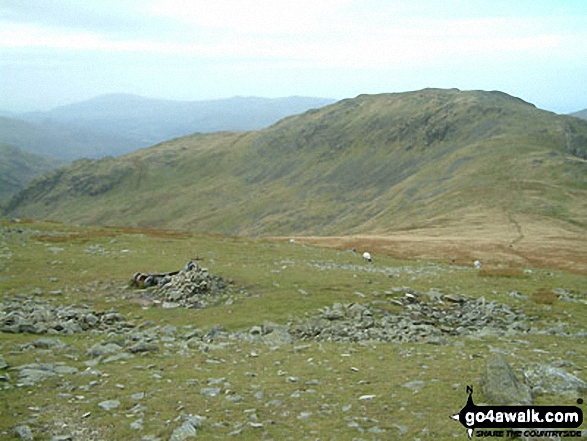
0;296;133;335
289;289;536;344
152;261;235;308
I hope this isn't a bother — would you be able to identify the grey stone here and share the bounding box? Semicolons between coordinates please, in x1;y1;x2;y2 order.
99;399;120;410
402;380;426;391
87;342;123;358
169;422;197;441
17;363;56;386
200;387;221;397
524;364;587;398
481;355;532;405
31;337;66;349
128;341;159;353
0;353;8;369
13;424;33;441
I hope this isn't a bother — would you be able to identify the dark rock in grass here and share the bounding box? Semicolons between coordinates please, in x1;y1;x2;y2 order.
127;341;159;353
481;355;532;405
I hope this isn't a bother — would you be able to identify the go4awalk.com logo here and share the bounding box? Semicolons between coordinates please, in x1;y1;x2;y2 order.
451;386;584;439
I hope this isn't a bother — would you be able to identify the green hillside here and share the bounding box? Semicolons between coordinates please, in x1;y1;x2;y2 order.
0;144;65;201
3;89;587;236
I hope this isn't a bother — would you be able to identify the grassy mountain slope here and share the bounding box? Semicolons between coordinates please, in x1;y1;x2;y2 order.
0;143;65;201
3;89;587;237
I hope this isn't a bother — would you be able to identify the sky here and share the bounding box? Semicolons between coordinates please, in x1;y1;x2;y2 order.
1;0;586;113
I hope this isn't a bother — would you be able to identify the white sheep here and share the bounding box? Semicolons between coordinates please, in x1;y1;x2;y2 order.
473;260;482;269
363;252;372;263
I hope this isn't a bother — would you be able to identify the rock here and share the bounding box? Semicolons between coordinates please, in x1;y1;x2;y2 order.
13;424;34;440
523;364;587;399
200;387;221;397
30;337;66;350
87;342;123;358
99;399;120;410
169;422;197;440
297;411;312;420
402;380;426;391
128;341;159;353
0;354;8;369
185;415;208;429
481;355;532;405
17;363;56;386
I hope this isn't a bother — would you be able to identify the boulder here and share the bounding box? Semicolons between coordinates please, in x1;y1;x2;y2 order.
523;364;587;399
481;355;532;405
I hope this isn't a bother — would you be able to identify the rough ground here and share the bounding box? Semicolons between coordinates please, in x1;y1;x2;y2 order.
1;220;586;440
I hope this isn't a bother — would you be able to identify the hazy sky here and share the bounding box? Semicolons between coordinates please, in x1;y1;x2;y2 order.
1;0;586;113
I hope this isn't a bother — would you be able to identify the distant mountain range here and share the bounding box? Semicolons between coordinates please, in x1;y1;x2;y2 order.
0;94;335;198
0;94;336;160
3;88;586;238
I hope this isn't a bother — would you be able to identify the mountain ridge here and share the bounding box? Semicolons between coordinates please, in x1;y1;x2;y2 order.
3;89;587;238
1;95;336;160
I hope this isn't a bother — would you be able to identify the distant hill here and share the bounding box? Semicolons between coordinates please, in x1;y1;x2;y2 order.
3;88;587;237
570;109;587;120
0;116;140;160
12;95;336;159
0;144;65;201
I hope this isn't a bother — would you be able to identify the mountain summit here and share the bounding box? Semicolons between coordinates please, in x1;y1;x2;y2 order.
3;89;587;237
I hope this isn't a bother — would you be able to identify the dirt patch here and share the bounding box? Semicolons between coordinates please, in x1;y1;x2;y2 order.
275;217;587;274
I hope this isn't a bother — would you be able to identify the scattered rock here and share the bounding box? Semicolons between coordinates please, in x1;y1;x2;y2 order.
0;296;133;335
288;290;535;344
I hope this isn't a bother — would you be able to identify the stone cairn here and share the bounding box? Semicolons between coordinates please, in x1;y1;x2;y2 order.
151;261;234;309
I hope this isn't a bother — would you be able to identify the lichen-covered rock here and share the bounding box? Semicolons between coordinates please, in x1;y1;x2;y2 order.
523;364;587;399
482;355;532;405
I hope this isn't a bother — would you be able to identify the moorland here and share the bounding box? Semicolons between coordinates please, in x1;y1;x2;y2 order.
1;88;586;440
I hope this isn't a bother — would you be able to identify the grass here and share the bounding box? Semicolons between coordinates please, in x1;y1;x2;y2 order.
0;220;586;440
